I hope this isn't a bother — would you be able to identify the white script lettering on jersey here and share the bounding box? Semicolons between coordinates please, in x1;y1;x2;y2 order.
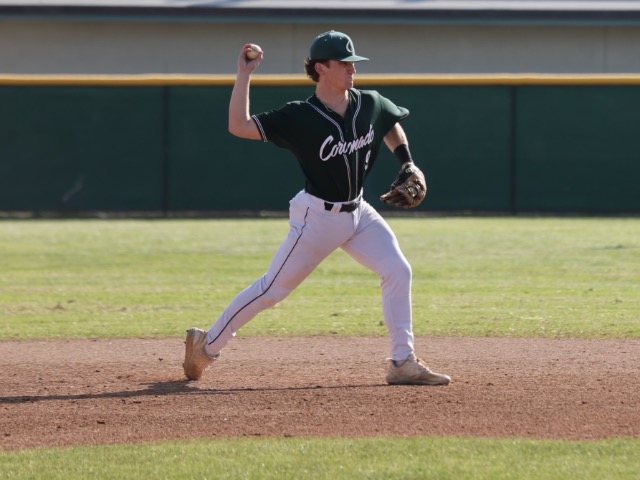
319;125;375;161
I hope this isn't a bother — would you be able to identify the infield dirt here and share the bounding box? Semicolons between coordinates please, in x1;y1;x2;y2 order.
1;336;639;450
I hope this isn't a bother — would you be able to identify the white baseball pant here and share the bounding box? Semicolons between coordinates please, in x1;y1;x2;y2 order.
204;190;415;361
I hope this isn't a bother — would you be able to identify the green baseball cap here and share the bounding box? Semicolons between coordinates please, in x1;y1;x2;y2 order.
309;31;369;62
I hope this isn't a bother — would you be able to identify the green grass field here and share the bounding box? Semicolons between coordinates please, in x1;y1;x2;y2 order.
1;217;638;340
2;437;638;480
1;217;639;479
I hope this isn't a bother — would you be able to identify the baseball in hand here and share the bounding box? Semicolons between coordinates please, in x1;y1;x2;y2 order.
246;44;262;60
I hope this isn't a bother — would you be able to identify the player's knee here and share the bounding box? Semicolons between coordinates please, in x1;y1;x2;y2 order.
380;256;412;287
388;255;412;278
257;286;291;309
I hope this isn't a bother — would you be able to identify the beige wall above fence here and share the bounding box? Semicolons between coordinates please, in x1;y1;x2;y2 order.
3;18;640;75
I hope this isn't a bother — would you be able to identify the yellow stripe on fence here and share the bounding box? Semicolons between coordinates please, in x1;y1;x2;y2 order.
3;74;640;86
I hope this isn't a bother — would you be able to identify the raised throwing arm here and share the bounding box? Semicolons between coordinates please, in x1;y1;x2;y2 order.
228;44;264;140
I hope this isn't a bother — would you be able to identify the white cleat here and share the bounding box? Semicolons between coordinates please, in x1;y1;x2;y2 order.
386;354;451;386
183;328;216;381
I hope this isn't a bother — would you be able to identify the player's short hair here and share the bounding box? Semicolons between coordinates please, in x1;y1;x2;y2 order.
304;57;328;83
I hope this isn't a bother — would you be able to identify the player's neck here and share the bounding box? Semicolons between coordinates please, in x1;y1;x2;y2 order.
315;88;349;116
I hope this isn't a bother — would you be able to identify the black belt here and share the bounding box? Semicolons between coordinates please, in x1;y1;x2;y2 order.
324;201;360;213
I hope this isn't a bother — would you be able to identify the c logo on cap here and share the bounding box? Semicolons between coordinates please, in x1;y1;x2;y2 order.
346;39;354;54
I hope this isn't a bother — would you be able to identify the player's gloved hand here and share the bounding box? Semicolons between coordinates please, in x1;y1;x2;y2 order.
380;162;427;209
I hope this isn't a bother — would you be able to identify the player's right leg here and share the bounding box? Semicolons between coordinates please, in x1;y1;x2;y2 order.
184;191;355;380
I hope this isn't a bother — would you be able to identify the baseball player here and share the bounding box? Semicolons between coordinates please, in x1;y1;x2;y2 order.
184;31;451;386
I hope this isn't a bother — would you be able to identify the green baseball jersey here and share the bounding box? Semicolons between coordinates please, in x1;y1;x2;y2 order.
252;88;409;202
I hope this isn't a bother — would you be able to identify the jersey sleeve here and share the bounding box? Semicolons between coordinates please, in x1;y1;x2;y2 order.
381;93;410;122
251;102;304;149
370;90;410;135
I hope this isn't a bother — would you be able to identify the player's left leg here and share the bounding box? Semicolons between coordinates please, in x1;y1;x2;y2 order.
340;201;414;361
341;201;451;386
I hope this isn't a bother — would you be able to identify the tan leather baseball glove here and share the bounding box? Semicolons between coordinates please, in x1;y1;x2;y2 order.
380;162;427;209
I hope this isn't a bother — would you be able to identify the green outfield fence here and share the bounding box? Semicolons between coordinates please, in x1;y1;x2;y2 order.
1;74;639;215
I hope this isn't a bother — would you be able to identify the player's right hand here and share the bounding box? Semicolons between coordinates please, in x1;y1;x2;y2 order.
237;44;263;74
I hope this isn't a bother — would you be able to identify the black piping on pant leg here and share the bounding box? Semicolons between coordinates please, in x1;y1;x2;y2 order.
207;208;310;347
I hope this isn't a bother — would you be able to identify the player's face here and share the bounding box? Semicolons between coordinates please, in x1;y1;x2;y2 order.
323;60;356;90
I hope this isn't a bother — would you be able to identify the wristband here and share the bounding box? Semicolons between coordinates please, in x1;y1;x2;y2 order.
393;144;413;166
